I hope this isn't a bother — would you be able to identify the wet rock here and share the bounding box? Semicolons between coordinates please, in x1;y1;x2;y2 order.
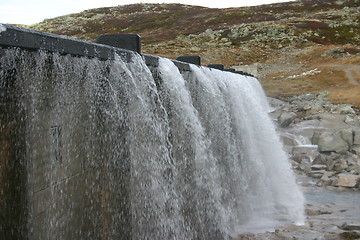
320;171;335;186
278;111;297;127
307;170;325;178
292;145;318;162
333;173;360;188
311;164;327;170
318;131;349;154
339;222;360;231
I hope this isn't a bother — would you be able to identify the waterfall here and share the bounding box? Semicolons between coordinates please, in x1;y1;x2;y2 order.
0;48;304;239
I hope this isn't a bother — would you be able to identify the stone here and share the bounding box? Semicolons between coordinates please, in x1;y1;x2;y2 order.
339;223;360;231
325;157;335;171
352;146;360;155
311;164;327;170
311;132;322;145
292;145;318;155
307;170;325;178
321;171;335;185
351;166;360;175
333;159;349;173
334;173;360;188
340;128;353;147
318;131;349;154
354;127;360;146
332;104;355;114
278;111;297;128
313;154;326;164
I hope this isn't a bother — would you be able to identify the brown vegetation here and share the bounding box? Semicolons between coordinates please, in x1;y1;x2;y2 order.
18;0;360;107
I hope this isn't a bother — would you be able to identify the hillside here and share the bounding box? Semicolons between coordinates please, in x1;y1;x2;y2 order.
26;0;360;107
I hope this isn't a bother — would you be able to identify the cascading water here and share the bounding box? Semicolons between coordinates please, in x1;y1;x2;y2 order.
0;47;304;239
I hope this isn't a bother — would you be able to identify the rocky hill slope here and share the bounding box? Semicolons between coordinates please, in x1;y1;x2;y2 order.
24;0;360;107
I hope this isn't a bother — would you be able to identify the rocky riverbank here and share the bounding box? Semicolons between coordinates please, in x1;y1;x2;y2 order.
269;92;360;190
235;93;360;240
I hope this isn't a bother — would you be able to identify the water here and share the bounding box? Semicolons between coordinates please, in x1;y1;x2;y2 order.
0;48;305;239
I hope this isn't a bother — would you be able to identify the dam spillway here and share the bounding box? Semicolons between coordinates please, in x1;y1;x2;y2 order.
0;24;304;239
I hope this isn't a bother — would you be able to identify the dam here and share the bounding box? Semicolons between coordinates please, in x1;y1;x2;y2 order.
0;24;304;239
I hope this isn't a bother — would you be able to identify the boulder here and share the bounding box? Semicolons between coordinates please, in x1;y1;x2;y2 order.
339;223;360;231
321;171;335;185
318;131;349;154
354;127;360;146
334;173;360;188
332;104;356;114
340;128;353;148
278;111;297;128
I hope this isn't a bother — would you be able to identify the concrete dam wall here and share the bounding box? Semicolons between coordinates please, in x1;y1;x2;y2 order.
0;24;304;239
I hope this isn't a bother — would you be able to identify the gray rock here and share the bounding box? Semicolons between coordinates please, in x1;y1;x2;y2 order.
339;222;360;231
311;164;327;170
340;128;353;148
325;157;335;171
334;173;360;188
278;111;297;128
354;127;360;146
313;153;326;164
318;131;349;154
332;104;356;114
353;145;360;155
307;170;325;178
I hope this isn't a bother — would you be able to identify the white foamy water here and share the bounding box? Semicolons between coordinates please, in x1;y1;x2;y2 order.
0;48;304;239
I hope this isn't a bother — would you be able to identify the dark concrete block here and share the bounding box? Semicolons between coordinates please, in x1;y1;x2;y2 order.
224;68;236;72
208;64;224;70
96;34;141;53
235;71;255;77
176;56;201;66
0;24;135;61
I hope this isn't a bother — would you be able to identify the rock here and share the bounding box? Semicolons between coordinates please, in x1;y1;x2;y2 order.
318;131;349;154
278;111;297;127
307;170;325;178
334;173;360;188
354;127;360;146
311;132;322;145
339;231;360;239
351;166;360;175
333;159;349;173
325;157;335;171
292;145;318;155
345;115;360;126
352;145;360;155
332;104;356;114
339;223;360;231
321;171;335;185
313;153;326;164
311;164;327;170
340;128;353;148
